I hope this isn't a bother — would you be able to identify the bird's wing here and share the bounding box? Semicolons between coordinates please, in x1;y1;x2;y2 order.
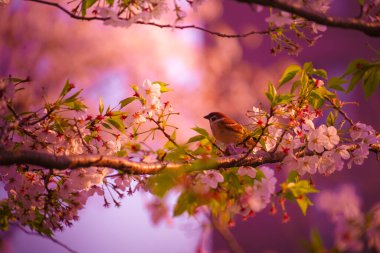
215;118;245;134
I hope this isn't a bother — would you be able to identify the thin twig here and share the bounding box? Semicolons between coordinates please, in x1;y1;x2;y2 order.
24;0;271;38
14;223;78;253
74;119;93;153
327;97;355;126
211;215;245;253
151;118;197;159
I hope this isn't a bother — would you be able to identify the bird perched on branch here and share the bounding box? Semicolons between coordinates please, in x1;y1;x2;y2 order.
204;112;254;147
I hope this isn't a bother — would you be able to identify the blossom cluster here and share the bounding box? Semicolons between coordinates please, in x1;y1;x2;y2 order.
316;185;380;252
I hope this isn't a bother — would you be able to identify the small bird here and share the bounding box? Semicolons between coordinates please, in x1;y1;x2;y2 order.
204;112;253;146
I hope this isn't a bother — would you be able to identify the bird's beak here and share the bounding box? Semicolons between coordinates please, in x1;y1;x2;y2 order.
204;114;210;119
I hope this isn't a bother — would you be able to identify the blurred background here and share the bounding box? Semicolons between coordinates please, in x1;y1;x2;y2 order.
0;0;379;252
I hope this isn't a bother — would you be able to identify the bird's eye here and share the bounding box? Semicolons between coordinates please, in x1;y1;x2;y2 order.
210;115;218;122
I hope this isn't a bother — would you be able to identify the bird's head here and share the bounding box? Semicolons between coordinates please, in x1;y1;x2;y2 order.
203;112;226;122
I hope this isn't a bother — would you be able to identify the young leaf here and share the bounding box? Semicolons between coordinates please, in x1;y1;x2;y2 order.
327;77;346;92
106;117;125;133
187;135;205;143
192;126;209;137
174;191;197;216
326;111;336;126
346;71;365;94
265;81;277;105
279;65;301;86
147;171;179;198
119;97;138;109
153;81;171;93
60;80;71;98
303;62;314;74
362;67;380;97
99;97;104;114
313;68;328;79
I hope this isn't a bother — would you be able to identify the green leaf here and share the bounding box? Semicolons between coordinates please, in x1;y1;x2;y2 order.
63;100;87;111
174;192;198;216
153;81;172;93
119;97;138;109
102;123;112;129
362;68;380;97
63;90;83;103
286;170;299;183
60;80;72;97
296;195;312;215
192;126;209;137
0;201;11;231
327;77;346;92
313;68;328;79
106;117;125;133
279;65;301;86
347;71;365;94
99;97;104;114
274;93;294;105
81;0;97;16
303;62;314;75
105;0;114;6
147;171;179;198
343;59;369;77
187;135;205;143
265;81;277;105
291;80;301;94
326;111;336;126
255;168;266;182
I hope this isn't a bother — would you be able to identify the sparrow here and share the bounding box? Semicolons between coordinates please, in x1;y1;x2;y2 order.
204;112;253;146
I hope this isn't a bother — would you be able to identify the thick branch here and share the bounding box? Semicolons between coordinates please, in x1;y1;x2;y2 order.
0;148;281;174
24;0;270;38
0;142;378;174
237;0;380;36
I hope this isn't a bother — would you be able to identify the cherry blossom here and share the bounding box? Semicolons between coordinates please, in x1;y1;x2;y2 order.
237;166;257;178
265;11;293;27
297;155;319;175
246;167;277;212
350;122;375;141
307;126;329;153
200;170;224;189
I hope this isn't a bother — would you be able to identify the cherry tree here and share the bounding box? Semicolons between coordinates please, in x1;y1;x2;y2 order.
0;0;380;252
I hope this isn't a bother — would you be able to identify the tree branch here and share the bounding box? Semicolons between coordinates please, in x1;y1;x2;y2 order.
237;0;380;37
211;216;245;253
0;141;378;174
24;0;271;38
14;223;78;253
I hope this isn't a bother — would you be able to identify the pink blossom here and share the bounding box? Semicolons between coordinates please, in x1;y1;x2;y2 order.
350;122;375;141
237;166;257;178
334;216;364;252
308;127;328;153
318;151;336;174
367;204;380;252
314;78;325;87
297;155;319;175
265;11;293;27
347;144;370;169
281;154;298;172
320;125;340;150
316;185;362;220
200;170;224;189
247;167;277;212
133;112;147;124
